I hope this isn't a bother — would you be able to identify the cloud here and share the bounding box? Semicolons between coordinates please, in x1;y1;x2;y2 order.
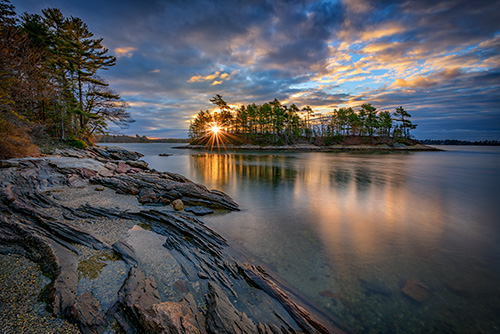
13;0;500;140
114;47;136;58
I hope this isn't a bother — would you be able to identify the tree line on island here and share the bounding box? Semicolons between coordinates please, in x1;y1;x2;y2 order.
189;95;417;146
0;0;131;158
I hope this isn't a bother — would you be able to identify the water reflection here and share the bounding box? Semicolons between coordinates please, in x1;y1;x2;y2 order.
188;150;500;333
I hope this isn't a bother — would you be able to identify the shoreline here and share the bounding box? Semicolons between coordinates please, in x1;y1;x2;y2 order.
0;146;339;334
174;143;443;152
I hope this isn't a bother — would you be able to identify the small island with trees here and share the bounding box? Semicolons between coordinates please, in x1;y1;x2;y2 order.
188;95;438;151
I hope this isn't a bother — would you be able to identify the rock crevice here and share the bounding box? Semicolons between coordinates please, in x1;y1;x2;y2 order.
0;146;340;333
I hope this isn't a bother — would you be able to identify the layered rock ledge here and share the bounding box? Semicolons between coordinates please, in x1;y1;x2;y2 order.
0;146;346;333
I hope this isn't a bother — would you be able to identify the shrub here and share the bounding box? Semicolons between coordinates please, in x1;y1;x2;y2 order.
0;117;39;159
67;136;87;149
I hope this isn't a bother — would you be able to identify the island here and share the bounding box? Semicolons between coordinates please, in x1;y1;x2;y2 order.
186;95;440;152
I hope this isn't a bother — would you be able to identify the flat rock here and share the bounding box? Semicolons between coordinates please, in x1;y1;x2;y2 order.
185;206;214;216
47;157;107;173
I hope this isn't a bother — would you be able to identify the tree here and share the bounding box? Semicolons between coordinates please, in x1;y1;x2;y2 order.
393;106;417;138
360;103;379;139
209;94;232;131
80;77;133;138
378;111;393;137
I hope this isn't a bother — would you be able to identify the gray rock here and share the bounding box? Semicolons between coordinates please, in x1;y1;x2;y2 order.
185;206;214;216
205;282;260;334
112;240;138;266
0;147;337;334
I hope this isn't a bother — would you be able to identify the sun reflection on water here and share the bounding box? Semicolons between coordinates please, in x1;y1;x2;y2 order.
186;150;500;333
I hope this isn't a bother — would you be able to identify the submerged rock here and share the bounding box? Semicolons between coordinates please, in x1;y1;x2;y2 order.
360;279;392;296
402;278;431;303
185;206;214;216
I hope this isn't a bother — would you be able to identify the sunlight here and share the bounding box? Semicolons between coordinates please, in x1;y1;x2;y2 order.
211;125;220;134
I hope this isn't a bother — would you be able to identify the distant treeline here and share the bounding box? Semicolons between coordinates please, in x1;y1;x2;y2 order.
189;95;418;146
420;139;500;146
98;134;189;143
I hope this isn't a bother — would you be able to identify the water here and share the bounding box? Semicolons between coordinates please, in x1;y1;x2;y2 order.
100;143;500;333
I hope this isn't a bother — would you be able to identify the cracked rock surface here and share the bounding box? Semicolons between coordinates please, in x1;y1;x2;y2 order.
0;146;343;334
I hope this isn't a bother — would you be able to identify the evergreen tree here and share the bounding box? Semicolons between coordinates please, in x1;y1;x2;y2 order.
393;106;417;138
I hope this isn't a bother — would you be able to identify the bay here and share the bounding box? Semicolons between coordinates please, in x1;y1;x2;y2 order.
100;143;500;333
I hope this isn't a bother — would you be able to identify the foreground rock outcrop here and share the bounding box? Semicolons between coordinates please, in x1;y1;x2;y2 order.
0;146;345;333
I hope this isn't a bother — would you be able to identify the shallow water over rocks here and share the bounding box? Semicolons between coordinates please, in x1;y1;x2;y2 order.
110;143;500;333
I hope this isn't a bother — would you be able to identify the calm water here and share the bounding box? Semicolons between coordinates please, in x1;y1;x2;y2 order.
101;143;500;333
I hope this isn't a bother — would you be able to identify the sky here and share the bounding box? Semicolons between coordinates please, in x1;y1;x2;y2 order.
13;0;500;140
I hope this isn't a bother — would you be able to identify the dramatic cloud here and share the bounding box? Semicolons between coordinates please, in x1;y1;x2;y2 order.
14;0;500;139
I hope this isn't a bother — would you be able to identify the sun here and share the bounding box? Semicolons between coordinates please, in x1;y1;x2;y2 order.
211;125;220;134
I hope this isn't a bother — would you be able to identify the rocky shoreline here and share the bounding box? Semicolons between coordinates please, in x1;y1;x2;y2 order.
0;146;345;333
176;143;442;152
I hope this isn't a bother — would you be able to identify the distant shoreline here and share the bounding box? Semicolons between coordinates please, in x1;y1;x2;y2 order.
173;143;443;152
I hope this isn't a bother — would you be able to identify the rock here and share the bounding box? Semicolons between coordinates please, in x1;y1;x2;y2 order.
116;161;130;174
91;173;239;211
0;160;19;168
360;279;392;296
138;188;171;205
47;157;106;173
185;206;214;216
89;146;143;161
205;282;260;334
145;295;205;334
172;199;184;211
126;160;149;169
0;147;337;334
69;291;105;334
118;267;161;330
104;162;117;170
318;290;340;299
445;280;477;297
112;240;138;266
159;153;172;157
402;278;431;302
78;168;97;179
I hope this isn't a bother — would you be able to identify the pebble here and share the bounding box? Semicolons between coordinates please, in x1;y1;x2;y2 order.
0;254;80;334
